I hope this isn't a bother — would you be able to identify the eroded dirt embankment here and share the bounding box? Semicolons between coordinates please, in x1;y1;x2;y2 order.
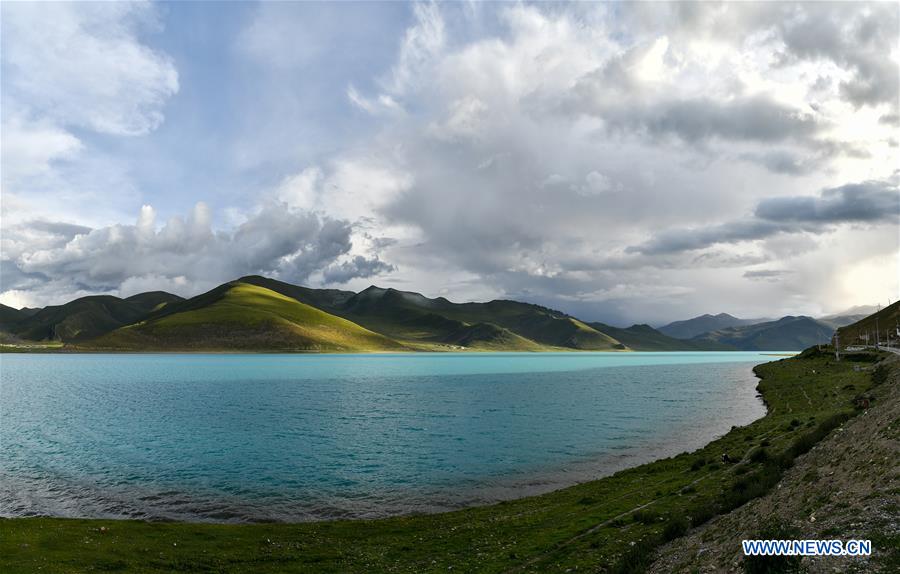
648;355;900;574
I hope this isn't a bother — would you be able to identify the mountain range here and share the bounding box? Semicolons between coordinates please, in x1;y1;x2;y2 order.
657;313;762;339
0;275;865;352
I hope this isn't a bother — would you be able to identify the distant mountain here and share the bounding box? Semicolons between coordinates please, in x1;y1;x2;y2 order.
822;305;879;319
817;314;869;330
88;282;403;352
816;304;879;330
6;292;183;342
689;316;833;351
836;301;900;348
588;322;731;351
658;313;758;339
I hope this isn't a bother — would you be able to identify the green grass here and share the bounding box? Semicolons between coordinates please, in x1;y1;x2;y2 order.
86;283;405;352
0;351;884;573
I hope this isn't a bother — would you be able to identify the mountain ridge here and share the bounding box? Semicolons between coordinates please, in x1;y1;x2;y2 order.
658;313;760;340
688;315;834;351
0;276;849;352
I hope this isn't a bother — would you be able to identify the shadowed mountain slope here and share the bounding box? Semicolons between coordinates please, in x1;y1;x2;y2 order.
658;313;758;339
588;322;732;351
6;292;183;342
0;304;29;329
689;316;833;351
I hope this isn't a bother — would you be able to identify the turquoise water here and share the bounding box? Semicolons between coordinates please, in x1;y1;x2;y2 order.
0;352;777;522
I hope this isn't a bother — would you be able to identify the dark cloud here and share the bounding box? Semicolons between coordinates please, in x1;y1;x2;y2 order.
2;203;391;300
322;255;395;284
740;150;817;176
776;3;899;108
626;220;788;256
1;219;93;261
25;221;92;236
880;113;900;127
743;269;793;282
755;180;900;223
0;259;49;292
570;59;825;148
629;178;899;255
635;96;821;144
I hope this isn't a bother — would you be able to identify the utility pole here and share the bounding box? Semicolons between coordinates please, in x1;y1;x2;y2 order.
876;315;880;348
834;332;840;361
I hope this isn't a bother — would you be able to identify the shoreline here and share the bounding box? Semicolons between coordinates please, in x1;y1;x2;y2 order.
1;349;880;573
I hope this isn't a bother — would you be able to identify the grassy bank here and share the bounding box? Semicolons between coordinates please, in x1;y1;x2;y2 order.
0;350;884;573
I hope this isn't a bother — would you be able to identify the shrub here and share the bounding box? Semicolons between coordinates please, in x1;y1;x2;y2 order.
690;458;707;471
688;501;719;527
632;509;661;525
787;413;850;460
662;516;690;542
872;364;889;386
749;448;769;464
721;462;783;512
609;536;661;574
743;519;802;573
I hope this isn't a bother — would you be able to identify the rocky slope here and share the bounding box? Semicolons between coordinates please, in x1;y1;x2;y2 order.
648;354;900;573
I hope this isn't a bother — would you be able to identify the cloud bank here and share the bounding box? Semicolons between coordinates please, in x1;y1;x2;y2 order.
2;2;897;323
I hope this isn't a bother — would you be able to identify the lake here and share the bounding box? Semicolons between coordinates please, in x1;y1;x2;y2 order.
0;352;776;522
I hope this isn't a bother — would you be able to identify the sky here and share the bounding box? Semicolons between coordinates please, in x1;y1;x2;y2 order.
1;1;898;326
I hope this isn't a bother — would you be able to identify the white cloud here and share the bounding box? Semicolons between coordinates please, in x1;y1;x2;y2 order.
384;2;446;96
0;116;83;183
1;2;180;229
2;2;178;136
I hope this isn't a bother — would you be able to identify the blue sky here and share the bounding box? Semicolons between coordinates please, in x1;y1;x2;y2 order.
1;1;898;324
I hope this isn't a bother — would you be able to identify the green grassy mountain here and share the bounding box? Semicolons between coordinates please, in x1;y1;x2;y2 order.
5;292;184;342
689;315;833;351
88;282;405;352
836;300;900;348
238;275;624;351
